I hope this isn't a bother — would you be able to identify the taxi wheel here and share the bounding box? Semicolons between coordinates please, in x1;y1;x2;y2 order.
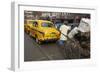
29;32;32;37
24;29;27;33
27;30;30;34
36;38;41;44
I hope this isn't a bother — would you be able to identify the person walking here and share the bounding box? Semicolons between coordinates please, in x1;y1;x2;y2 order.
59;21;71;45
58;21;71;58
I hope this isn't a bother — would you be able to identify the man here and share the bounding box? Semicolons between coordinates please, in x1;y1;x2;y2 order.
58;21;71;58
59;21;71;45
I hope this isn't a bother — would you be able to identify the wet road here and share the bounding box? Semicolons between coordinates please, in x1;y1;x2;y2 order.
24;33;65;61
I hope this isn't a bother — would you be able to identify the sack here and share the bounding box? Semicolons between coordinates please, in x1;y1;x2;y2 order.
68;27;78;39
78;18;90;32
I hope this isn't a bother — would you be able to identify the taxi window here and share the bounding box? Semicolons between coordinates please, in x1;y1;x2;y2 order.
42;22;54;27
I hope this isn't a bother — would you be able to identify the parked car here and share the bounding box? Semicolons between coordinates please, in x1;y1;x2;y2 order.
24;20;61;44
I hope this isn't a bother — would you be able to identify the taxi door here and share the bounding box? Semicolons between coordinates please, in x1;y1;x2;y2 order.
30;21;38;37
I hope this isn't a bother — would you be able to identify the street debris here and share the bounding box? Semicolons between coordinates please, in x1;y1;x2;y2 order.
61;18;90;59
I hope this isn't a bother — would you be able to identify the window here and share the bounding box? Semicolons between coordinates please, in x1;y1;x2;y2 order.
42;22;54;27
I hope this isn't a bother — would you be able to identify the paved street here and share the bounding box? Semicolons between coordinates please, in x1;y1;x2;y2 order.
24;33;65;61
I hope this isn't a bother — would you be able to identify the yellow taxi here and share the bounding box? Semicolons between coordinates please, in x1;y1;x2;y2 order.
24;20;61;44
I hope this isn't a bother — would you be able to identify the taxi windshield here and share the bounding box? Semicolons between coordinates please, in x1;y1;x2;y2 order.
42;22;54;27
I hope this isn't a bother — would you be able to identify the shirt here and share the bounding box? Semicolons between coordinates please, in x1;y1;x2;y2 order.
59;24;71;41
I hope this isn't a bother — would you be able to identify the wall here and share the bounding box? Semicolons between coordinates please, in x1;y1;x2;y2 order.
0;0;100;73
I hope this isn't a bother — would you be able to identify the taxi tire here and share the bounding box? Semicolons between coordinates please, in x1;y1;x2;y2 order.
36;37;41;44
27;30;30;34
29;32;32;37
24;28;26;32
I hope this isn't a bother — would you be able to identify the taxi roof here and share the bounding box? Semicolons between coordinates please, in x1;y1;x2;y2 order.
26;20;52;23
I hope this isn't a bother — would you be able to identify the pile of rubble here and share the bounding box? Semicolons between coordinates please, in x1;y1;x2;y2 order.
64;18;90;59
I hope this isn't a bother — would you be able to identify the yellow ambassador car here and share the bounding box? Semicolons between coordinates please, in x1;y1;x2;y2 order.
24;20;61;44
